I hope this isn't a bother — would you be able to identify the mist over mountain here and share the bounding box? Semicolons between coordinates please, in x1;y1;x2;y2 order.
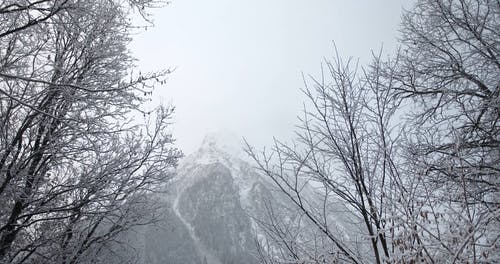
96;132;367;263
107;134;280;263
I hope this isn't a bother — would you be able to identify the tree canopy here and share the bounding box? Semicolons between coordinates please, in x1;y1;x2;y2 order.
0;1;181;263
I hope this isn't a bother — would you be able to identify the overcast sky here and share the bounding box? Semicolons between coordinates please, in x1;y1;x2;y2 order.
130;0;414;154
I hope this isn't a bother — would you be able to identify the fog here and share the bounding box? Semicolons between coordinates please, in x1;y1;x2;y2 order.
2;1;496;263
130;0;413;154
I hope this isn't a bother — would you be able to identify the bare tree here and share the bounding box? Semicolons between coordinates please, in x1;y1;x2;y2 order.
391;0;498;201
384;0;499;262
0;1;181;263
246;0;499;263
246;50;405;263
252;197;348;264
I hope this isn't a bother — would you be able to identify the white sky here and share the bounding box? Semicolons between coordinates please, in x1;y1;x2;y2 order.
130;0;414;154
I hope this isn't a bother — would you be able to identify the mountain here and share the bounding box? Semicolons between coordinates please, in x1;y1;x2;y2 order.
108;133;362;264
169;133;284;264
114;133;280;264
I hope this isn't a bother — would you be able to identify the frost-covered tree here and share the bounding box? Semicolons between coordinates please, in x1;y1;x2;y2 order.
0;1;181;263
385;0;499;262
246;50;402;264
246;0;499;263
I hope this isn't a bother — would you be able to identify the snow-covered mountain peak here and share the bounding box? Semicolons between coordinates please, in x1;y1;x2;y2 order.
198;131;244;157
179;132;250;171
176;132;273;216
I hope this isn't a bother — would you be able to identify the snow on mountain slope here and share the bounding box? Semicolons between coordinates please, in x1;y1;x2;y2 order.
172;187;222;264
120;133;363;264
165;133;265;263
175;133;274;214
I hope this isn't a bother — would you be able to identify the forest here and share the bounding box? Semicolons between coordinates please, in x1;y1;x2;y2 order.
0;0;498;263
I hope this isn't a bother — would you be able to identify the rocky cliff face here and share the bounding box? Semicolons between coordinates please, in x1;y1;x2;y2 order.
124;134;277;264
107;134;360;264
175;163;256;264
